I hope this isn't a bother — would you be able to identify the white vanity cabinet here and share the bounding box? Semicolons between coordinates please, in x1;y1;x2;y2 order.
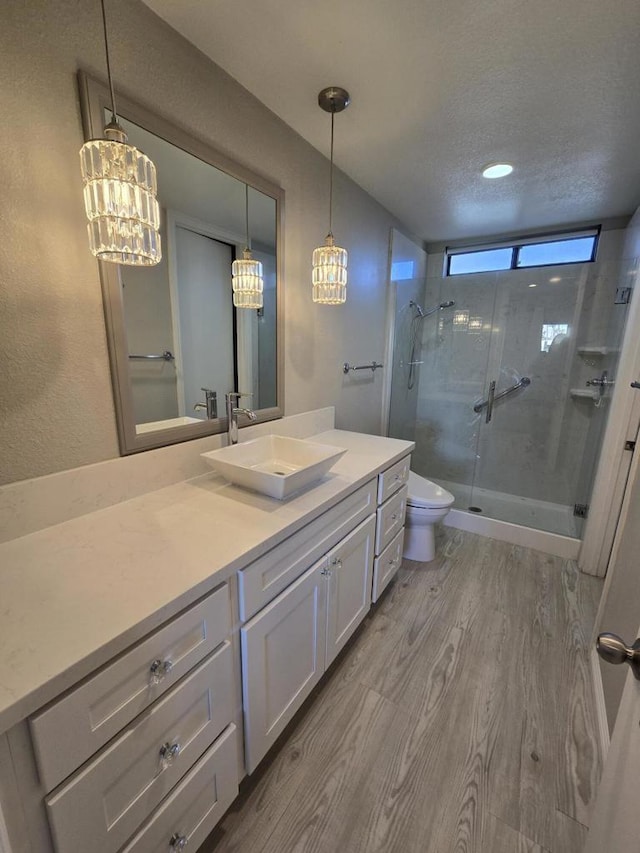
240;456;411;774
372;456;410;602
241;513;376;773
26;584;239;853
0;432;414;853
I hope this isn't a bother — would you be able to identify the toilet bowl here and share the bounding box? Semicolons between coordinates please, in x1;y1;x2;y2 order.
403;471;455;562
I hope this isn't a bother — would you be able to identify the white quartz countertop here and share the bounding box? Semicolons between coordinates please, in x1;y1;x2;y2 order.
0;430;413;734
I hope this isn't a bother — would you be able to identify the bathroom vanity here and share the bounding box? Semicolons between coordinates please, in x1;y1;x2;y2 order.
0;425;412;853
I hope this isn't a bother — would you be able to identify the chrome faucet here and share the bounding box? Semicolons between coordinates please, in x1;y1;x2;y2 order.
193;388;218;419
225;392;257;445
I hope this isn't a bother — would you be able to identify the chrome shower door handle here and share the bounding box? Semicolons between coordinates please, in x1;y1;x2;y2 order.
485;380;496;424
473;376;531;418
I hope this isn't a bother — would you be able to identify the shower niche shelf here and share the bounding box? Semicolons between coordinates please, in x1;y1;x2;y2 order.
570;388;600;401
577;346;619;356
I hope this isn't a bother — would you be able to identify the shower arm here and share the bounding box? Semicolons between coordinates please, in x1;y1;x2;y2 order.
409;300;455;319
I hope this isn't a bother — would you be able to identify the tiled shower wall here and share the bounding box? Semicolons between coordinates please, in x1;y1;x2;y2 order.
410;227;628;517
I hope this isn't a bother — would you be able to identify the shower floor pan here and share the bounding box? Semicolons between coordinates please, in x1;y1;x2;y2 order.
437;480;579;538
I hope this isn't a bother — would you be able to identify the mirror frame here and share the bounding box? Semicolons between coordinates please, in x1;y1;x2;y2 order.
78;71;285;454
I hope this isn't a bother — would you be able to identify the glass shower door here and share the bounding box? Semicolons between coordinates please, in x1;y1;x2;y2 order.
469;265;597;536
410;271;499;511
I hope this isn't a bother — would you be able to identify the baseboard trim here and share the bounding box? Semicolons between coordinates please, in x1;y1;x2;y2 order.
590;646;611;761
443;508;581;559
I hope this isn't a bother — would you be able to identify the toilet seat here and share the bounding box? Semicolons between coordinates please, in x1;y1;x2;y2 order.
407;471;454;509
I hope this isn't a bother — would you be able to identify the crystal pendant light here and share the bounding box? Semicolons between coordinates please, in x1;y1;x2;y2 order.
79;0;161;266
312;86;350;305
232;184;264;309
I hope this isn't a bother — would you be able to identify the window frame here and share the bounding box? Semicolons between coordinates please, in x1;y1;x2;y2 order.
445;227;600;277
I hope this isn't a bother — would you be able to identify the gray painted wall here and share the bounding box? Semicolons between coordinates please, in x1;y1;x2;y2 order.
0;0;403;485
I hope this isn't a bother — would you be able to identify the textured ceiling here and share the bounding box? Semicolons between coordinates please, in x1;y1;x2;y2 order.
143;0;640;243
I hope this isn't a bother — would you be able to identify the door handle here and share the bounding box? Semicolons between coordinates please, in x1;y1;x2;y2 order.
596;632;640;680
474;377;531;420
485;380;496;424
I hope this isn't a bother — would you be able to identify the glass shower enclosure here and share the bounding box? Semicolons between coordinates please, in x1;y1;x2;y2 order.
388;227;630;539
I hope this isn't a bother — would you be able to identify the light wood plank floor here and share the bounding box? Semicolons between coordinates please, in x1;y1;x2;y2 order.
203;528;603;853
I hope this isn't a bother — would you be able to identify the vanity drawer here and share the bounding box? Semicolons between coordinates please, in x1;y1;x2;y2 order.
120;724;238;853
238;479;377;621
372;528;405;603
45;642;234;853
377;455;410;505
375;485;407;555
31;584;230;792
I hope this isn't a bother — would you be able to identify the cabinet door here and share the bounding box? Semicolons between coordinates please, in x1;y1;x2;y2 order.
325;515;376;668
241;560;327;773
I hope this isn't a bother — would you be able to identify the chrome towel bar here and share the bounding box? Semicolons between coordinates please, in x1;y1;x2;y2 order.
128;351;175;361
343;361;384;374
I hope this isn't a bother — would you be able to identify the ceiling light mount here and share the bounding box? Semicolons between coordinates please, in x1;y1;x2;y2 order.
317;86;351;114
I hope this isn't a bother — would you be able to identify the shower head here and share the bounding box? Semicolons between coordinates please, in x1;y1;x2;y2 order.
409;299;456;318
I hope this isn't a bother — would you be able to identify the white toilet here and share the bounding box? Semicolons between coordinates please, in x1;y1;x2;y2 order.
403;471;455;562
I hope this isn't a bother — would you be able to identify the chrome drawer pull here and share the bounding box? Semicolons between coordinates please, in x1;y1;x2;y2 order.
391;513;398;521
331;557;342;568
159;741;181;766
150;658;173;683
320;567;332;577
170;833;189;851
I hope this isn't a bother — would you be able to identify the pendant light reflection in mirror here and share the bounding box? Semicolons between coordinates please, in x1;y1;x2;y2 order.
232;184;264;309
79;0;162;266
312;86;350;305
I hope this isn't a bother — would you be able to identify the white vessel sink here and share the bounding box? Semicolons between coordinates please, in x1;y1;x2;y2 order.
201;435;347;499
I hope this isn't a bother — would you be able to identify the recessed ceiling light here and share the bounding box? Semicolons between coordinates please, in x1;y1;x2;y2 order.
528;283;537;288
482;163;513;179
549;276;561;283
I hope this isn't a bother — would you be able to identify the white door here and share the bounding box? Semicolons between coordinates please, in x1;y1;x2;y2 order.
240;560;327;773
174;226;235;416
325;516;375;668
585;635;640;853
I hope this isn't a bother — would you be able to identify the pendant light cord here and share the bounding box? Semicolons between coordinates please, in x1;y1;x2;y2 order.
245;184;251;252
100;0;118;122
328;110;335;236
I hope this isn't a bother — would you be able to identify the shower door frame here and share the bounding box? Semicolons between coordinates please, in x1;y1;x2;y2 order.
579;273;640;577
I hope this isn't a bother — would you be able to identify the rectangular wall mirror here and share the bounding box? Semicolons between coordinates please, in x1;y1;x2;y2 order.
78;72;284;454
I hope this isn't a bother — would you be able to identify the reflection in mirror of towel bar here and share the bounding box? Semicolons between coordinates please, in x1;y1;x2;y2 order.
128;351;175;361
343;361;384;374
